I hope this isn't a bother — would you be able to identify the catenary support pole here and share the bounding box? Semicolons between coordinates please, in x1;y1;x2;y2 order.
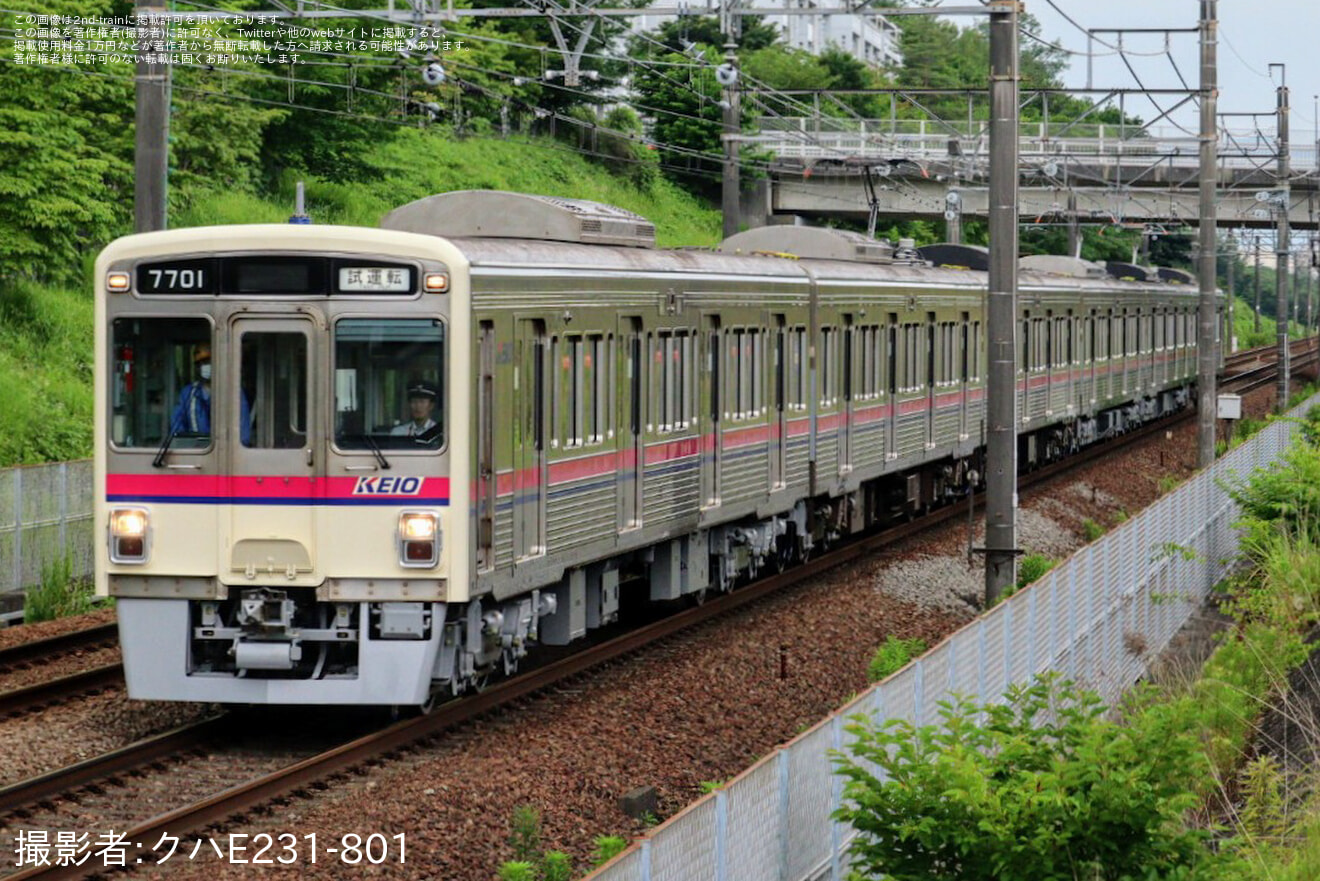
1196;0;1218;467
721;40;741;239
1226;240;1235;351
1274;68;1291;409
1255;235;1262;333
984;0;1020;606
135;5;170;232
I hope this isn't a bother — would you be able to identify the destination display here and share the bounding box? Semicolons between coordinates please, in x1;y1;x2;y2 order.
134;257;417;296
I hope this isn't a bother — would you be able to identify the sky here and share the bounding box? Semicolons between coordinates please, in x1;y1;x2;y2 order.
1023;0;1319;157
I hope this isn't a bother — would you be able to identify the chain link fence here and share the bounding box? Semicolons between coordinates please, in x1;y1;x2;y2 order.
0;460;94;604
586;392;1319;881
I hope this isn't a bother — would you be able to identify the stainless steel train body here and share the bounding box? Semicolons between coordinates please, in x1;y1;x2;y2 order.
94;192;1213;706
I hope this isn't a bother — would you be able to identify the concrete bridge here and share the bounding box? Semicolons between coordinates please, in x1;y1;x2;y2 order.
743;118;1320;231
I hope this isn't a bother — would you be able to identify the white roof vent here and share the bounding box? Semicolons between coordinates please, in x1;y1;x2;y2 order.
381;190;656;248
718;226;894;263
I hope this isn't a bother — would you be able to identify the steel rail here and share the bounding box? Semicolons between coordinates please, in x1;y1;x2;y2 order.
0;664;123;718
0;624;118;671
0;717;227;817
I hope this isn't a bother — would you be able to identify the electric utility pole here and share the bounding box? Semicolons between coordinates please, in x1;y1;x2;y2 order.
135;4;170;232
984;0;1020;606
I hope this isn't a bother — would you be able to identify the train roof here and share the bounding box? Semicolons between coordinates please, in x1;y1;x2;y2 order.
380;191;1203;297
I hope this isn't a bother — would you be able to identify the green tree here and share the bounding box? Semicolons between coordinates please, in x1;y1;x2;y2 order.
0;2;133;285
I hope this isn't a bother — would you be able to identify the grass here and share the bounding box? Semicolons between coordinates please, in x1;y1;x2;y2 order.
1082;518;1106;542
24;553;100;622
867;635;928;682
227;129;723;250
0;280;94;466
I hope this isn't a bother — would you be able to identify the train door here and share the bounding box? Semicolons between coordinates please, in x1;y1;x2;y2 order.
1120;309;1130;396
228;315;317;572
771;315;786;488
1064;312;1074;413
840;315;854;474
959;312;970;439
702;315;722;507
477;321;496;572
925;313;936;448
1045;313;1056;417
886;314;898;458
514;318;547;559
619;316;644;529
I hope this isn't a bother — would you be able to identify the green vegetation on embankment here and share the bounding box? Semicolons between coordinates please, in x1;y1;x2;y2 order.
835;404;1320;881
0;131;720;468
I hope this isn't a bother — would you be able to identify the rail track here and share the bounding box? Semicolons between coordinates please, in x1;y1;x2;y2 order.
0;401;1209;881
0;625;117;672
1221;337;1320;394
0;625;123;718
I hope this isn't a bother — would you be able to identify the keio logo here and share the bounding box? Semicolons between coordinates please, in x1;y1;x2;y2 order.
352;476;425;495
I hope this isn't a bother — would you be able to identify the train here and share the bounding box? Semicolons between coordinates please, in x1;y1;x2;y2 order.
93;190;1220;706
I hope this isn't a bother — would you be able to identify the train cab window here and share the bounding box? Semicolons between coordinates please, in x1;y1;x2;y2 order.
110;318;213;450
333;318;445;451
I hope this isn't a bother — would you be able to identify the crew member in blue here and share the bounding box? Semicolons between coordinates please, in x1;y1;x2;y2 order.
171;345;252;445
390;381;439;442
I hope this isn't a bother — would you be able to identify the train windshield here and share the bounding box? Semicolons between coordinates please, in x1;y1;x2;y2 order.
110;318;213;450
334;318;445;451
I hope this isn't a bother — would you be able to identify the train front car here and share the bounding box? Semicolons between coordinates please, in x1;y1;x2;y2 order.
94;226;471;705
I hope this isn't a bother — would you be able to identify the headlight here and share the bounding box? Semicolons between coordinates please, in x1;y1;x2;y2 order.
398;511;440;567
109;506;151;564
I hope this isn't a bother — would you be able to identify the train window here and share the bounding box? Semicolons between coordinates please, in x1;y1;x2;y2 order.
788;327;807;410
904;324;920;392
333;318;445;450
820;328;835;406
728;328;761;420
241;331;307;450
967;321;981;382
857;326;880;399
110;318;213;450
657;329;693;432
1019;319;1029;372
942;322;956;386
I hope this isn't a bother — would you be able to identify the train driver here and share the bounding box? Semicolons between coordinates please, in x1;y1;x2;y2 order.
390;381;440;443
170;345;252;446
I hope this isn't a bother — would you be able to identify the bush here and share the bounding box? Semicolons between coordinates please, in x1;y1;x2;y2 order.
590;835;627;867
833;675;1217;881
1016;553;1055;591
508;805;542;864
540;851;572;881
1228;440;1320;549
1082;518;1105;542
496;862;536;881
866;635;928;682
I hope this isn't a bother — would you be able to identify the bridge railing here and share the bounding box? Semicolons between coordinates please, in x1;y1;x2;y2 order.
750;117;1316;171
